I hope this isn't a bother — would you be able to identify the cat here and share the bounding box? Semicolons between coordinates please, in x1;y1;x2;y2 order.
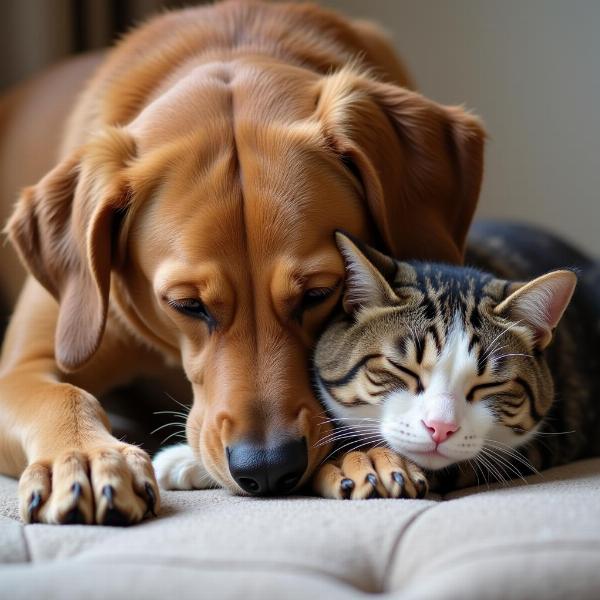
312;221;600;500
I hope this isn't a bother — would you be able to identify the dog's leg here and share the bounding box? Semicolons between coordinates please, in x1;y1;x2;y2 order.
0;279;163;525
153;444;218;490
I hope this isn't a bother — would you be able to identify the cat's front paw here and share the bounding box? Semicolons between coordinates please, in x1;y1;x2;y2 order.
153;444;218;490
313;447;428;500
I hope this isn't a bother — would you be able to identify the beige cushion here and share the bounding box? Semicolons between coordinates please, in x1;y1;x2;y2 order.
1;459;599;599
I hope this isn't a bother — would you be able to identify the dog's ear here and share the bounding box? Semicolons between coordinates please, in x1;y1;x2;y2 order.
5;127;136;372
316;68;485;263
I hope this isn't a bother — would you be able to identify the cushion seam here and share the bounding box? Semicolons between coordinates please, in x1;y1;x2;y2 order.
380;503;437;592
55;553;375;593
20;526;32;563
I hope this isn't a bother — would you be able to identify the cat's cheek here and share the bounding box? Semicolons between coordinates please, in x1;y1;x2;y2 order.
466;400;497;441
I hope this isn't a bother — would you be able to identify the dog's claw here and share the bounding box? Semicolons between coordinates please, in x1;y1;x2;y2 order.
145;482;157;516
340;478;354;499
71;481;82;500
100;484;130;526
102;484;115;509
392;471;405;495
366;473;378;486
28;491;42;523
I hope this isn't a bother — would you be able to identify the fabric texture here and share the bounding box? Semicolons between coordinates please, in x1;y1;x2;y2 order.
1;459;599;599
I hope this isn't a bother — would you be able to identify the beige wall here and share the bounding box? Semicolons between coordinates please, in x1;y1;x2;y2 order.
322;0;600;256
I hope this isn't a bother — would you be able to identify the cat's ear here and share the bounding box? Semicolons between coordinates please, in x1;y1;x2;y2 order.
335;231;398;313
494;270;577;349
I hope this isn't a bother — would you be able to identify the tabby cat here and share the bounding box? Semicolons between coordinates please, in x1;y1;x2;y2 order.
312;222;600;500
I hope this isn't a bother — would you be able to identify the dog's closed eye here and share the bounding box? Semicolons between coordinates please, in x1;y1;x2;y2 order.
292;284;339;323
168;298;217;330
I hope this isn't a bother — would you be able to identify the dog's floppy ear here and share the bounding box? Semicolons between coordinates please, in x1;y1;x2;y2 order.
5;127;136;372
316;67;485;263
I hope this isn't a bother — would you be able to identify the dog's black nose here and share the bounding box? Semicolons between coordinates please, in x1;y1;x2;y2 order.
227;437;308;495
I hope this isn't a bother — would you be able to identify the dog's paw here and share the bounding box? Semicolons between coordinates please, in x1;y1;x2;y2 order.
19;444;159;525
153;443;217;490
313;447;428;500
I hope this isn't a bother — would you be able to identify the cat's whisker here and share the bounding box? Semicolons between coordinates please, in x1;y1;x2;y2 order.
313;429;381;448
317;424;382;437
492;353;535;361
530;429;576;437
314;426;381;443
483;439;540;476
316;417;381;426
315;424;381;436
469;458;482;488
481;446;523;481
320;434;384;464
481;446;527;484
477;452;506;485
482;320;525;362
471;457;489;488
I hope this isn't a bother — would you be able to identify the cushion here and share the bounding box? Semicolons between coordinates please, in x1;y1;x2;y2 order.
1;459;599;599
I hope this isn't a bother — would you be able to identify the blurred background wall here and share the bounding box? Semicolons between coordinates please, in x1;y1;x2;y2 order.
1;0;599;255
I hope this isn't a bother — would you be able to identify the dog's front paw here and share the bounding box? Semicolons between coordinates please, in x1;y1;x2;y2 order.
153;443;217;490
19;444;159;525
313;447;428;500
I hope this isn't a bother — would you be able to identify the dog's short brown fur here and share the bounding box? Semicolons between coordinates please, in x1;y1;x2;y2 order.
0;0;484;524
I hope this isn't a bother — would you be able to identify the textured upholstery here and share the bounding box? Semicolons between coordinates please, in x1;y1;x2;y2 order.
1;459;600;599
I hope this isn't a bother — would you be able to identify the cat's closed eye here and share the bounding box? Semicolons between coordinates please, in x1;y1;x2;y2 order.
466;380;510;402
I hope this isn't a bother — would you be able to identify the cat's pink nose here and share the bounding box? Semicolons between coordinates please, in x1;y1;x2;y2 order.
422;419;459;444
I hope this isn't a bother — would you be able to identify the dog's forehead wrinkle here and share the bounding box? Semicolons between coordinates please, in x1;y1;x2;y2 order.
131;60;319;152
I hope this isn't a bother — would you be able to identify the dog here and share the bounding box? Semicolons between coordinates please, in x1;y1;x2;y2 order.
0;0;484;524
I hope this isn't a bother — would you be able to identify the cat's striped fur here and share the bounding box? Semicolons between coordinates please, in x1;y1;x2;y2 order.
314;222;600;492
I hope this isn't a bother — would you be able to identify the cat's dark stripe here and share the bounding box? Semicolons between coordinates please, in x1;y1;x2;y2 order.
320;353;382;388
387;358;420;383
396;336;407;357
468;333;479;353
514;377;542;421
428;326;442;355
476;347;487;376
466;380;509;402
415;336;425;364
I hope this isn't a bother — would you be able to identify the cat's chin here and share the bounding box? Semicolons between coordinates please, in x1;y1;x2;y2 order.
392;447;456;471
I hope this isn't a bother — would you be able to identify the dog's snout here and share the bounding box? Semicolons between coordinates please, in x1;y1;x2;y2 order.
227;437;308;496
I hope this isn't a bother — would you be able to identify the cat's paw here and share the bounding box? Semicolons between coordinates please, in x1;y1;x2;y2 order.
153;444;218;490
313;447;428;500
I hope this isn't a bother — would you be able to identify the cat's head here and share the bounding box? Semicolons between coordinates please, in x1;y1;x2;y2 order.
314;232;577;471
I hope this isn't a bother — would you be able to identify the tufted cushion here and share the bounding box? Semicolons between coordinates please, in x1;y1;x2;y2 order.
1;459;599;599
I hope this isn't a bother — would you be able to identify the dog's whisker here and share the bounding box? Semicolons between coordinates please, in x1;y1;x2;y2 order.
151;421;187;435
153;410;188;418
164;392;192;413
160;429;188;446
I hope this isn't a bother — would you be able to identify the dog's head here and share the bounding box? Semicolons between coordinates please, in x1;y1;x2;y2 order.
6;63;484;494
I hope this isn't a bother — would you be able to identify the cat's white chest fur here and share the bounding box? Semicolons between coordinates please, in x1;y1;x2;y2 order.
153;444;218;490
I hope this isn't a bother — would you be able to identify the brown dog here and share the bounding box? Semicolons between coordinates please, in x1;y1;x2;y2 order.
0;0;484;524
